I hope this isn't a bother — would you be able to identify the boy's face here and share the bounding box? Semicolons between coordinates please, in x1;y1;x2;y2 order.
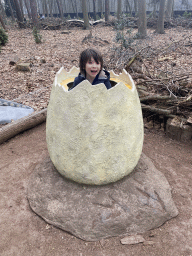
85;57;101;83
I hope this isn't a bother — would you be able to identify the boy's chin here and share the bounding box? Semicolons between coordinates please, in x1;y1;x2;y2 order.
91;72;98;76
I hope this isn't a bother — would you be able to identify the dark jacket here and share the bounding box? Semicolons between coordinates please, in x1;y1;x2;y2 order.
69;70;111;91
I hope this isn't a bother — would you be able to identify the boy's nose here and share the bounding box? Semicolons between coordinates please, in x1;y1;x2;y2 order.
92;62;97;67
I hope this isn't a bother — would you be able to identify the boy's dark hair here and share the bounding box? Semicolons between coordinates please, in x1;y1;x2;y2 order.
79;48;103;74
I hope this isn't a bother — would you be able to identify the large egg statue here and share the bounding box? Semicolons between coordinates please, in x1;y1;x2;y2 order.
46;67;144;185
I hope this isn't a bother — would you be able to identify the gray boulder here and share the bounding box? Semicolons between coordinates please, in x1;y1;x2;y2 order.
27;153;178;241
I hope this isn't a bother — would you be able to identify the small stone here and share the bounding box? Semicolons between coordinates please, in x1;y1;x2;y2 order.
15;63;31;72
9;56;20;65
143;240;155;246
120;235;145;245
61;30;71;34
40;58;46;63
9;61;16;66
45;224;51;229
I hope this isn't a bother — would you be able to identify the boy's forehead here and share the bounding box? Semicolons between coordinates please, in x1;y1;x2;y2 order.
88;56;94;60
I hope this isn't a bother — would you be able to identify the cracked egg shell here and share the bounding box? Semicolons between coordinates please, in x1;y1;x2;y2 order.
46;67;144;185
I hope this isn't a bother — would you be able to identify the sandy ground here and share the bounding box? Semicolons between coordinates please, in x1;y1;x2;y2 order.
0;123;192;256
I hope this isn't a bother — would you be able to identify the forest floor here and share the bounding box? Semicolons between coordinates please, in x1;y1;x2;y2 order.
0;22;192;112
0;22;192;255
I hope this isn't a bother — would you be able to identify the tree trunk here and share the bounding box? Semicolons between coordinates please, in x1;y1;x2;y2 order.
0;13;6;30
82;0;90;29
117;0;122;20
165;0;174;19
133;0;138;16
74;0;78;18
53;0;57;17
0;1;6;20
18;0;24;19
7;0;15;21
42;1;45;16
49;0;53;17
152;2;157;18
29;0;38;25
156;0;166;34
105;0;109;22
23;0;31;19
44;0;49;17
138;0;147;38
93;0;96;20
63;0;67;14
125;0;132;15
71;0;76;15
98;0;103;17
12;0;24;27
56;0;64;18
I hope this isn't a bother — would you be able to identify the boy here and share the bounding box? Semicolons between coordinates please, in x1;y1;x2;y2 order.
70;48;111;90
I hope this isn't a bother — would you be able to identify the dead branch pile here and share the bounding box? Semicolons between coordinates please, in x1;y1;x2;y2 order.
17;16;192;31
109;34;192;123
82;30;110;46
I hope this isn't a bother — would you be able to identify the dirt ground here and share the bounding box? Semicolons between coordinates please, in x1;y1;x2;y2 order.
0;123;192;256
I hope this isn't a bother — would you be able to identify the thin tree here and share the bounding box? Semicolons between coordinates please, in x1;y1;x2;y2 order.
29;0;38;25
63;0;67;14
151;0;158;18
93;0;96;20
117;0;122;21
74;0;79;18
56;0;64;18
125;0;132;15
156;0;166;34
24;0;32;19
0;13;6;30
165;0;174;19
137;0;147;38
0;1;6;20
82;0;90;29
49;0;53;17
12;0;24;27
42;0;49;17
18;0;24;18
105;0;109;22
98;0;103;17
133;0;138;16
71;0;76;17
7;0;15;21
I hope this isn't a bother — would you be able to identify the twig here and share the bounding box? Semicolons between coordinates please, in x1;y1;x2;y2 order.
141;103;175;116
140;95;171;102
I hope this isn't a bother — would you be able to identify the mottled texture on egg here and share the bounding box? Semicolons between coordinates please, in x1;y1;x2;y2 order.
46;67;144;185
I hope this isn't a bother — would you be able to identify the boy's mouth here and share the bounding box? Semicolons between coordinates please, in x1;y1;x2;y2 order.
91;70;98;74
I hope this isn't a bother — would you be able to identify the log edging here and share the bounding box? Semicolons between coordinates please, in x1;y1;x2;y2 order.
0;108;47;145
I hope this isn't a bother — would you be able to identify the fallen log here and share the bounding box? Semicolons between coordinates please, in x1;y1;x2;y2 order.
0;108;47;145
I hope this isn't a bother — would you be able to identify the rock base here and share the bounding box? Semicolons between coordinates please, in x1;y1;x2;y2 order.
27;153;178;241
